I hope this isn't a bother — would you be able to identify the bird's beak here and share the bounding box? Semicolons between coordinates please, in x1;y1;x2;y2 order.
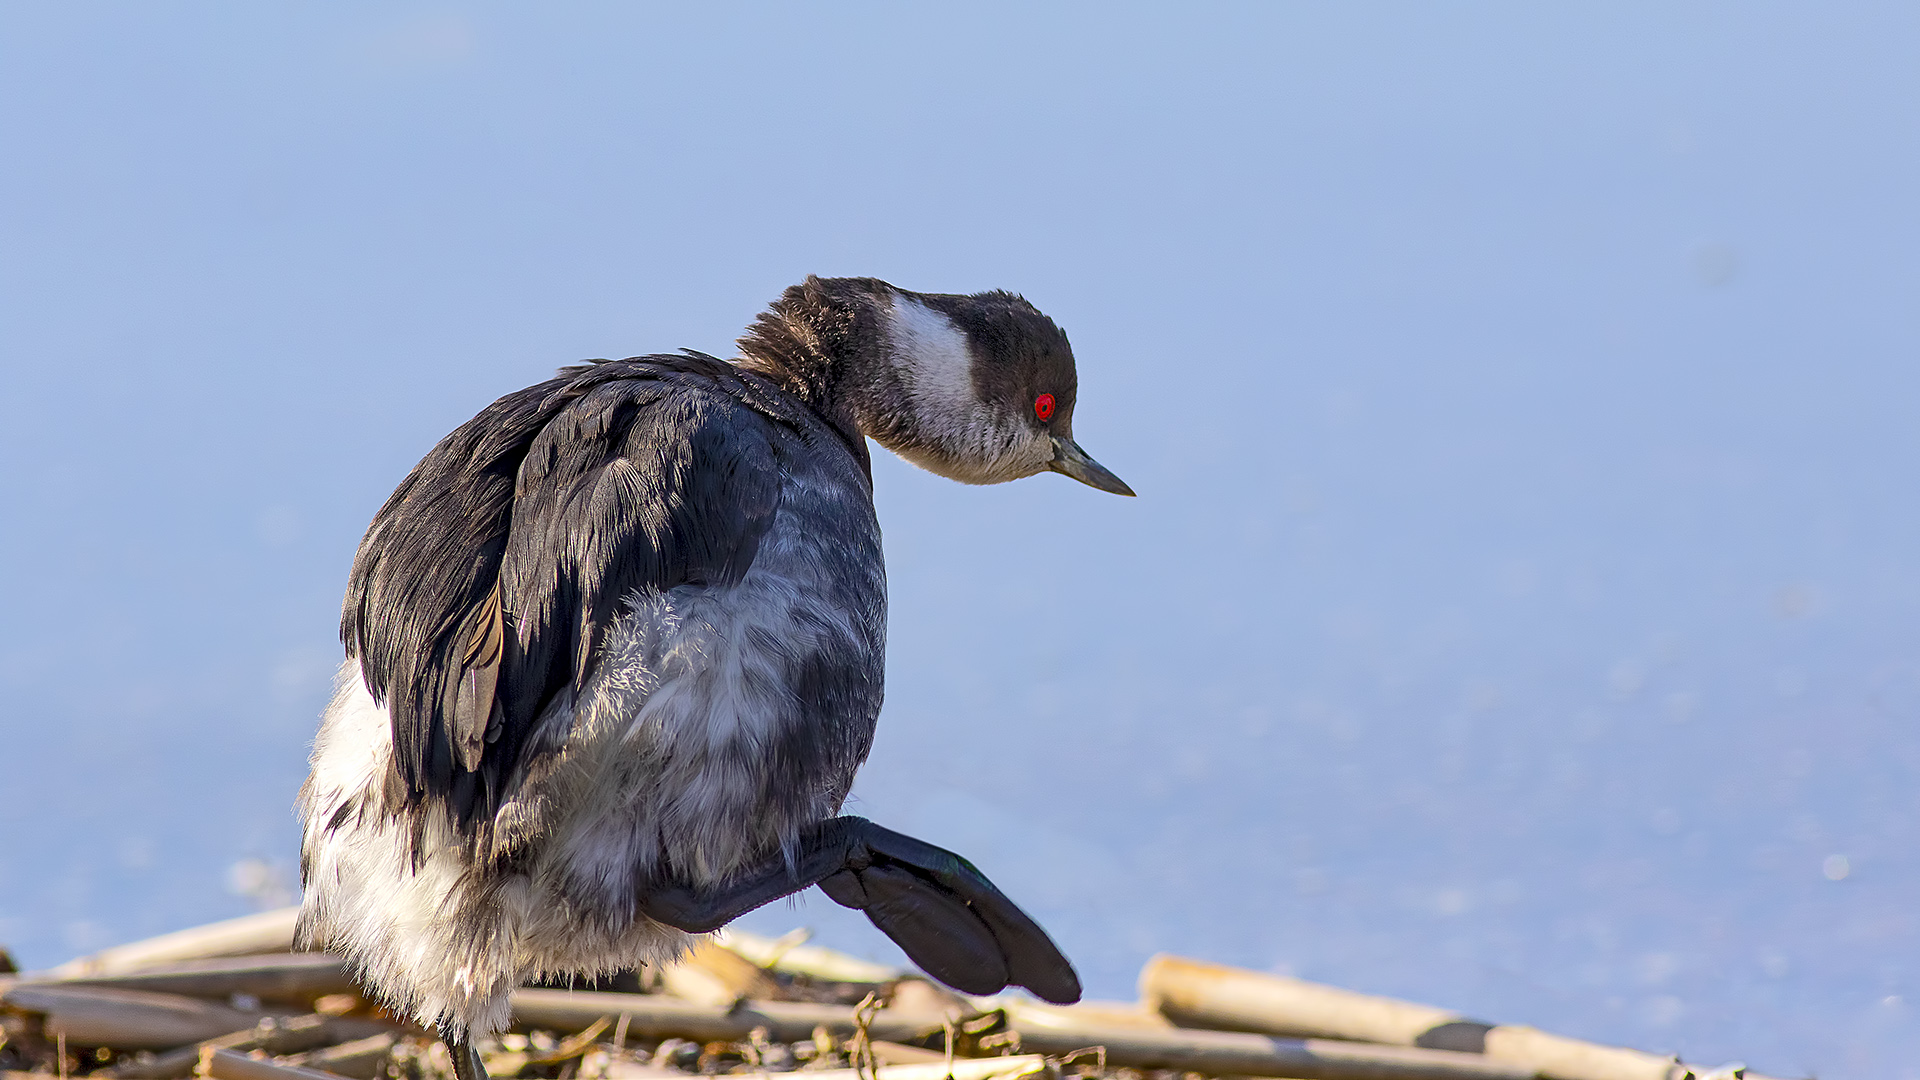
1049;436;1135;496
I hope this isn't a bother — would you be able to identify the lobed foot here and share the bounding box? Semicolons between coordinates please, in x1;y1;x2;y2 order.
817;819;1082;1004
639;816;1080;1004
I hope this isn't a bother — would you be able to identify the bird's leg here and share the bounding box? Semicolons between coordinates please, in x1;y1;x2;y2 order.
442;1023;488;1080
636;816;865;933
637;816;1080;1005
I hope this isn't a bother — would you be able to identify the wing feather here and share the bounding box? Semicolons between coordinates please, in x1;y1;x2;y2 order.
342;355;786;829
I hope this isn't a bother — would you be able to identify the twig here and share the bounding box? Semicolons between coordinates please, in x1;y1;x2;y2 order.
847;992;881;1080
1052;1046;1106;1077
522;1015;610;1066
941;1011;957;1080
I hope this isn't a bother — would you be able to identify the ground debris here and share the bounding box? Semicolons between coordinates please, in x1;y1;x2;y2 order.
0;911;1782;1080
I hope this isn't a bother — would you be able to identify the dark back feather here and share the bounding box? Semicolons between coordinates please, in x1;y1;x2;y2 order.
342;352;830;829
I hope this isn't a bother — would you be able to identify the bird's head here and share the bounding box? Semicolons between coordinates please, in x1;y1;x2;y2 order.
740;276;1133;496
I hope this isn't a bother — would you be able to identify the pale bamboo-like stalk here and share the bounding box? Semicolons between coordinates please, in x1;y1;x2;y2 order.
107;1014;391;1080
713;929;904;984
49;954;352;1006
1140;954;1782;1080
1;984;267;1051
49;911;302;980
196;1048;347;1080
280;1032;398;1080
1005;1009;1536;1080
657;940;782;1005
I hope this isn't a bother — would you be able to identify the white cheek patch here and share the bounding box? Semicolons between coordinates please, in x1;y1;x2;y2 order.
886;296;1051;484
889;295;979;421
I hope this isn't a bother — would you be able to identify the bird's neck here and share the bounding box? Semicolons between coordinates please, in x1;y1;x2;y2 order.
735;276;920;447
737;276;1015;486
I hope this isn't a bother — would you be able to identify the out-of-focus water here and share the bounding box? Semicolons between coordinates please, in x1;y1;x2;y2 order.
2;6;1915;1077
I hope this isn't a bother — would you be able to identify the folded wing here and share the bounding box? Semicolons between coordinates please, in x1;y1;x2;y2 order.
341;354;783;828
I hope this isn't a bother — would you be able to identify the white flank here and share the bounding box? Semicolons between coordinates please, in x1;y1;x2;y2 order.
299;664;695;1040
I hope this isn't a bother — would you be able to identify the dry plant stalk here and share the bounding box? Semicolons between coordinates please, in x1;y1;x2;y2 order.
196;1047;347;1080
1140;954;1778;1080
49;913;301;981
0;912;1788;1080
2;985;264;1051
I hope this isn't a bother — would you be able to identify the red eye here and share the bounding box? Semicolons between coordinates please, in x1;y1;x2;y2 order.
1033;393;1055;421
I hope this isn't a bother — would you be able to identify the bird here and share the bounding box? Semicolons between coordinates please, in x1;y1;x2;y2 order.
294;275;1133;1080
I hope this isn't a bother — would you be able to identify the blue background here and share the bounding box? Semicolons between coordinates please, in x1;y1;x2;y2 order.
2;5;1916;1076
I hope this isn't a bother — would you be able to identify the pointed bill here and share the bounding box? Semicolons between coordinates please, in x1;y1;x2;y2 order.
1049;437;1135;496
